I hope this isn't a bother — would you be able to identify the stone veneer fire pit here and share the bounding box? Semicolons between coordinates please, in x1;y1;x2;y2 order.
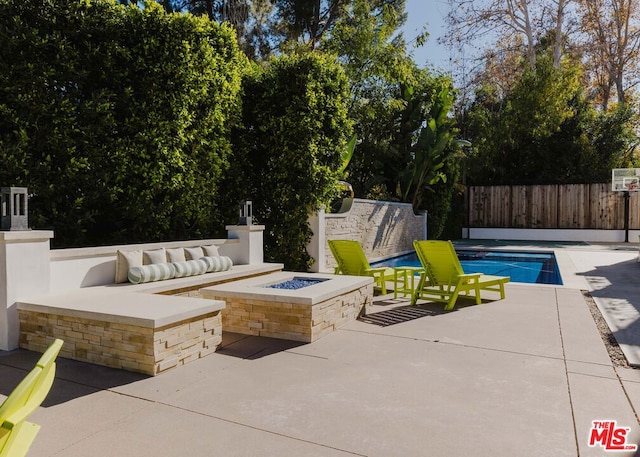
200;272;374;343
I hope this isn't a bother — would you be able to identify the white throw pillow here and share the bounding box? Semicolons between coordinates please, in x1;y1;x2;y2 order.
184;246;204;260
115;250;143;283
166;247;186;262
202;244;220;257
143;248;167;265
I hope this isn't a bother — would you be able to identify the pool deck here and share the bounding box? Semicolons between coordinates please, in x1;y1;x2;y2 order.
1;241;640;456
453;240;640;365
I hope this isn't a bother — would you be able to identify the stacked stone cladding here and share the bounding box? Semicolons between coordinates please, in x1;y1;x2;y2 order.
18;309;222;376
324;199;425;270
211;283;373;343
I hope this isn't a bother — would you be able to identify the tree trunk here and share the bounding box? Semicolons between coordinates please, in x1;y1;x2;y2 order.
553;0;566;68
615;71;626;104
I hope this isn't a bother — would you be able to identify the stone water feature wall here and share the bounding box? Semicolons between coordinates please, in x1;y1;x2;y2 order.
308;199;427;272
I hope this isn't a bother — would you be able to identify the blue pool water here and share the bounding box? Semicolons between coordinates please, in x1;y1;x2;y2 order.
373;250;563;285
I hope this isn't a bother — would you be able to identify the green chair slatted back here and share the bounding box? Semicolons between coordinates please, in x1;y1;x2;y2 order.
327;239;395;294
412;240;509;311
0;339;64;457
328;240;372;275
413;240;464;287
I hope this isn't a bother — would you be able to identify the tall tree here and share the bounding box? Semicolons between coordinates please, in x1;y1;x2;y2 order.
322;0;413;198
323;0;464;236
464;56;637;185
578;0;640;108
274;0;351;49
443;0;573;97
160;0;274;59
322;0;407;106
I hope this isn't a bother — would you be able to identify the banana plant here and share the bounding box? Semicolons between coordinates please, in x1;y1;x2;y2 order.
401;86;470;211
339;133;357;175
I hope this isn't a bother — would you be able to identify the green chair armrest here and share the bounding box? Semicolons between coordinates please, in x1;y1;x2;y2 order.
459;273;481;279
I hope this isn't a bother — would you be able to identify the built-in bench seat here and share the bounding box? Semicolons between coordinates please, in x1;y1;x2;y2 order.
17;263;283;375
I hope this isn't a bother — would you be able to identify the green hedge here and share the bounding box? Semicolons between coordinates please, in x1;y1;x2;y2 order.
0;0;244;246
229;53;352;271
0;1;351;270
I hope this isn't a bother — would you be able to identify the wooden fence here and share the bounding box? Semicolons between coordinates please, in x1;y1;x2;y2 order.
467;183;640;229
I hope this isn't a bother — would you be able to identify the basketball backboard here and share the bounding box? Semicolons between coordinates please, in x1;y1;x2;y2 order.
612;168;640;191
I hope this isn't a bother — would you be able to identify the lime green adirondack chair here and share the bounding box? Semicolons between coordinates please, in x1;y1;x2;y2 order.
0;339;64;457
411;240;510;311
328;240;395;294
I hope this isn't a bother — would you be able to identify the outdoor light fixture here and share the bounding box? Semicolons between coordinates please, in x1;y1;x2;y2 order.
238;200;253;225
1;187;29;231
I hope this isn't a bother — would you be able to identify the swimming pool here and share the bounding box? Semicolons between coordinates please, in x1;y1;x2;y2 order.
372;250;563;285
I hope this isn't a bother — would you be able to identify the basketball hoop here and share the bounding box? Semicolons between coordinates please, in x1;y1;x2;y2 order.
612;168;639;243
612;168;640;192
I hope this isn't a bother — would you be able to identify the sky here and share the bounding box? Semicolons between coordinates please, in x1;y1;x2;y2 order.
402;0;452;70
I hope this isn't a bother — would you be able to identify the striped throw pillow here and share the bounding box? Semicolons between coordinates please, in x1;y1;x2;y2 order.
173;259;208;278
200;256;233;273
128;263;176;284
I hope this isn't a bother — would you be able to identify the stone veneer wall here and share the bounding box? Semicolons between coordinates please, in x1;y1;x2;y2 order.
209;283;373;343
18;310;222;376
316;199;426;271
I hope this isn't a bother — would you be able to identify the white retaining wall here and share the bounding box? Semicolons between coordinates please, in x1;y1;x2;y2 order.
49;239;232;293
48;225;265;294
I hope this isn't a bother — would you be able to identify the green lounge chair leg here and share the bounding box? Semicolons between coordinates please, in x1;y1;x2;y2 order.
445;289;460;311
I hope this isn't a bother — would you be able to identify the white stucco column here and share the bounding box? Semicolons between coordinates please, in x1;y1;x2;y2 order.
0;230;54;350
307;209;326;273
225;225;265;265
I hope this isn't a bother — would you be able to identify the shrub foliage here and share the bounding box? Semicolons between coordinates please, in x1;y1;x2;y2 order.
229;53;352;270
0;0;244;246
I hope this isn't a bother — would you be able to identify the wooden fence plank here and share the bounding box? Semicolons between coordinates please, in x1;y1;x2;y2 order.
592;183;620;229
466;183;640;230
469;186;511;227
511;185;527;228
530;185;558;228
557;184;587;228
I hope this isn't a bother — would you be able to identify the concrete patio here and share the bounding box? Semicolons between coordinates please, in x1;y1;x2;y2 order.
1;243;640;456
